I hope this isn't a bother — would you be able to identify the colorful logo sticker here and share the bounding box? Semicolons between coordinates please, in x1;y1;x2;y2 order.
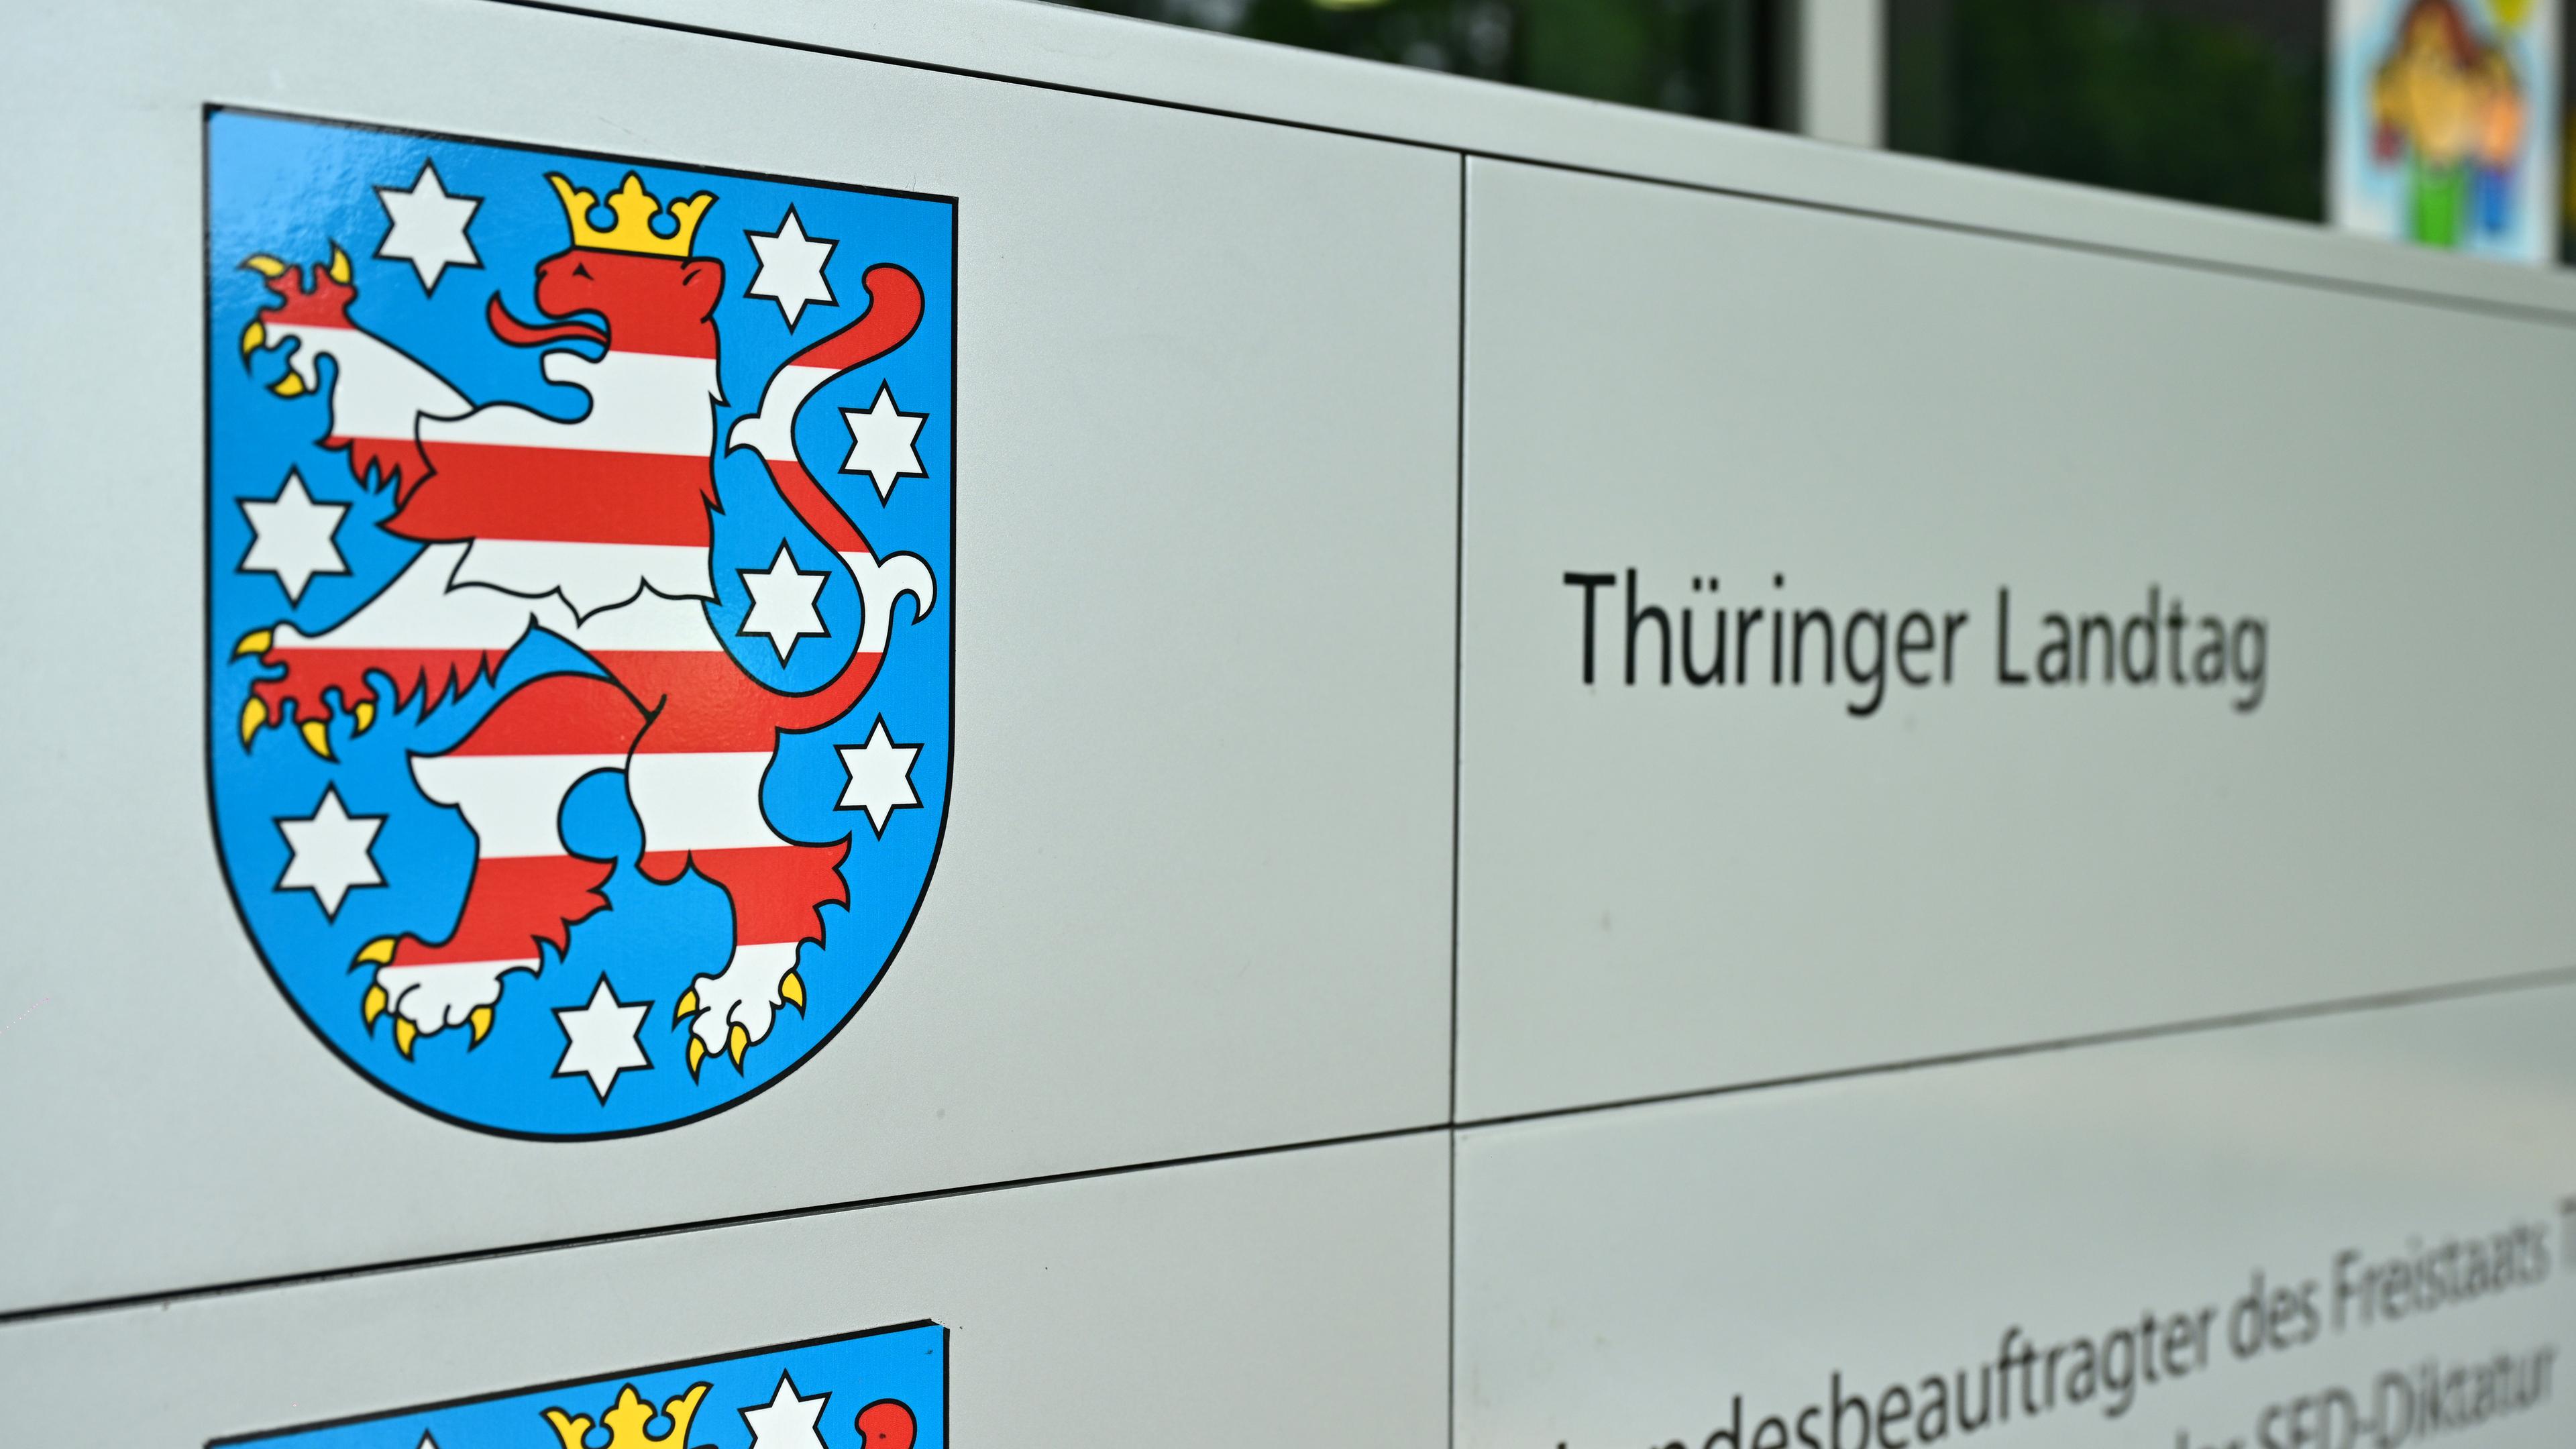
211;1324;945;1449
207;110;954;1136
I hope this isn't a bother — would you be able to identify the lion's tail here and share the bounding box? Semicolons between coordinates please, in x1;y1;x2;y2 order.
726;262;926;488
728;263;933;729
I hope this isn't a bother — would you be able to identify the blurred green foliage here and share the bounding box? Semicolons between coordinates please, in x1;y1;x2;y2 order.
1054;0;1789;125
1890;0;2327;221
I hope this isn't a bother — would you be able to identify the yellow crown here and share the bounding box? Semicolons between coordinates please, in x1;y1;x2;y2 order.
543;1382;710;1449
547;172;715;257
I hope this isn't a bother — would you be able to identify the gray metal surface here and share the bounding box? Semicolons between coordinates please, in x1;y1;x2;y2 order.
0;1132;1450;1447
0;0;1458;1313
1456;156;2576;1120
1458;984;2576;1446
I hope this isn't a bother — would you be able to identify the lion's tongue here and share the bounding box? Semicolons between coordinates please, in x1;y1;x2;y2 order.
486;294;607;349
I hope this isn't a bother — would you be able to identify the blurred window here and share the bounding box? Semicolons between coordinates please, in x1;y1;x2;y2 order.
1050;0;1795;127
2564;11;2576;260
1887;0;2330;222
1049;0;2569;262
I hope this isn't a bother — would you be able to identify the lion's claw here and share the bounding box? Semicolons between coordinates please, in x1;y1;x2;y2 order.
235;625;383;758
676;950;805;1078
356;938;513;1058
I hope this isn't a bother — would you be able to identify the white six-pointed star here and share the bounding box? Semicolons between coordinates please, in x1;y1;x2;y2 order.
374;160;482;292
238;468;349;603
553;977;651;1102
839;385;928;502
745;208;838;327
836;717;922;835
741;1372;831;1449
276;786;384;919
739;543;831;662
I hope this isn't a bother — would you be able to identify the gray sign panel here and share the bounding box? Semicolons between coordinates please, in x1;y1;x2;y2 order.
1456;156;2576;1122
1457;983;2576;1448
0;0;1457;1313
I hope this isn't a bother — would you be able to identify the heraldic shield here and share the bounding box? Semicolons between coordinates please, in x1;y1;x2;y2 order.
214;1323;946;1449
206;111;955;1136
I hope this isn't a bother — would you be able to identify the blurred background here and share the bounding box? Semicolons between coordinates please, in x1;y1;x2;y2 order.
1046;0;2575;266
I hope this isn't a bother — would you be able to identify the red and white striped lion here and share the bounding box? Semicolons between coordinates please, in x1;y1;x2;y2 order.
233;171;934;1077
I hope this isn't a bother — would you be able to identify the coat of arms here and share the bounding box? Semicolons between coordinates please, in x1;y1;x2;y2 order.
207;110;954;1136
213;1324;943;1449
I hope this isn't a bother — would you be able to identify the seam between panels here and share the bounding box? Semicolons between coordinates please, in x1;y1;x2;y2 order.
1446;148;1469;1449
9;968;2568;1325
0;1120;1452;1327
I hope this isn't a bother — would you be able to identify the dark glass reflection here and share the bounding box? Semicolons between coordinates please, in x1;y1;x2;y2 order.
1052;0;1793;127
1890;0;2330;221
